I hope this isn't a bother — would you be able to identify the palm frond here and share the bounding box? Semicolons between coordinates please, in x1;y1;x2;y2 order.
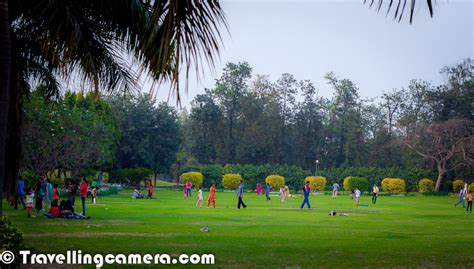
365;0;434;23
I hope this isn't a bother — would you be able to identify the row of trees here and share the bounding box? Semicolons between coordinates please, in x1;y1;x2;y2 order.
180;59;474;190
18;59;473;193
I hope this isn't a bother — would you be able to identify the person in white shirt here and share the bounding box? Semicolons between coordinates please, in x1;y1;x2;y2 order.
332;182;340;198
372;184;379;204
355;188;361;206
196;186;203;208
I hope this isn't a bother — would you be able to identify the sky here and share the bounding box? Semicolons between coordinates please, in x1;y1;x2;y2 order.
153;0;473;108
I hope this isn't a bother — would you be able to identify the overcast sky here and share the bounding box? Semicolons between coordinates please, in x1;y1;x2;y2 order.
153;0;473;108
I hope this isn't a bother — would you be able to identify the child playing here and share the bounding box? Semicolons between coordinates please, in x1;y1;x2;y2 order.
265;183;271;201
467;190;473;214
196;186;203;207
26;186;34;217
355;188;361;206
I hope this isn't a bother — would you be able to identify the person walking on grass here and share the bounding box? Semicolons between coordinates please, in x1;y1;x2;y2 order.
237;180;247;209
265;183;271;201
14;176;26;210
355;188;361;206
67;179;76;208
455;187;467;208
207;183;216;208
372;184;379;204
196;186;203;207
300;181;311;209
332;182;340;198
466;190;472;214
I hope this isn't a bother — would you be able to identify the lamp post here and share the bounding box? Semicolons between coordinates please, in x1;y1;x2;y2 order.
315;159;319;176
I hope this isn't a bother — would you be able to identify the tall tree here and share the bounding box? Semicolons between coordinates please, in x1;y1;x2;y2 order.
212;62;252;163
405;119;473;191
0;0;226;215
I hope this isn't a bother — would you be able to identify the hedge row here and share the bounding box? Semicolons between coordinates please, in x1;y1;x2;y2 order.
180;164;442;191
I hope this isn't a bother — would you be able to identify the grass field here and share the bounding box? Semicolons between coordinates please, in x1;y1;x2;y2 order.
4;189;474;268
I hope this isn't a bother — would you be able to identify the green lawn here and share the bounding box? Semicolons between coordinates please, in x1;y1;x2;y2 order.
4;189;473;268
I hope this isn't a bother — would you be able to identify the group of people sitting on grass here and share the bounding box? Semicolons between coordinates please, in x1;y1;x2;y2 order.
132;178;154;199
13;176;98;219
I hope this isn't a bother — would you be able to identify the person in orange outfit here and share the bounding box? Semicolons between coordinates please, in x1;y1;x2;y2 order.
207;183;216;208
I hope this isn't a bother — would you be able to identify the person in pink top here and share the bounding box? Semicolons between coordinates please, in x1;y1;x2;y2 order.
185;180;192;198
256;183;262;195
79;178;88;217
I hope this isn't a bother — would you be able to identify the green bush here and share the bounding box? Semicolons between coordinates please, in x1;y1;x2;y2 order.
265;175;285;190
421;191;449;196
343;176;369;192
109;167;153;186
452;180;464;192
418;178;434;192
222;173;242;190
381;178;406;194
469;183;474;192
0;217;25;268
181;172;204;189
305;176;327;192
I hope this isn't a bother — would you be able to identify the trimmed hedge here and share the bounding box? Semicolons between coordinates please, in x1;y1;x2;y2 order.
305;176;327;192
181;172;203;189
381;178;406;194
343;176;369;192
265;175;285;190
109;167;153;186
418;178;434;192
222;174;242;190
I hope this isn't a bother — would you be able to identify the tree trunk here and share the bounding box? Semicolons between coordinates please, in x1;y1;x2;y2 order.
0;0;11;216
435;167;445;192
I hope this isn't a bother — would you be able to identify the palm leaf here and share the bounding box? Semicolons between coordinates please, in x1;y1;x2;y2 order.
365;0;434;23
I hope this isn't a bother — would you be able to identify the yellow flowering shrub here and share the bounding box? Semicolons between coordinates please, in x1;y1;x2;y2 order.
304;176;327;192
265;175;285;190
181;172;203;189
222;173;242;190
381;178;406;194
418;178;434;192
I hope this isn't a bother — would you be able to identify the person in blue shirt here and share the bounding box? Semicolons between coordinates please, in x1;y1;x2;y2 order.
300;181;311;209
237;180;247;209
14;177;26;209
265;183;271;201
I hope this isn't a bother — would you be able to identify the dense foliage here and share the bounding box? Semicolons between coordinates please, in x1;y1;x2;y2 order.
22;89;119;177
109;167;153;186
452;180;465;192
343;177;369;192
